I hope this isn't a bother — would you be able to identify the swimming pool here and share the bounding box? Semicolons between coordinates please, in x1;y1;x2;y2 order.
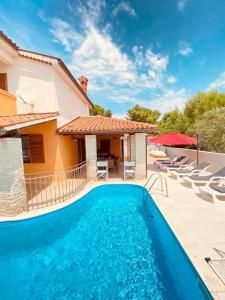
0;184;212;299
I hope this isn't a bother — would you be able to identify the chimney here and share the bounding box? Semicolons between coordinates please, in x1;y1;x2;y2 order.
78;76;88;94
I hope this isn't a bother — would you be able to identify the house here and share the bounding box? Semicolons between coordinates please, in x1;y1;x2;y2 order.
0;31;92;126
0;31;157;217
0;30;93;174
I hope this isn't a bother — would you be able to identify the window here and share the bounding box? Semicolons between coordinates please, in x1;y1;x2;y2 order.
100;139;110;154
21;134;45;163
22;136;31;163
0;73;8;91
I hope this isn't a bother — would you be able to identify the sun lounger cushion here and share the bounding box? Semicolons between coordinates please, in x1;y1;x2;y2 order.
174;162;209;174
211;186;225;194
189;167;225;181
160;156;185;165
189;174;212;181
175;169;193;174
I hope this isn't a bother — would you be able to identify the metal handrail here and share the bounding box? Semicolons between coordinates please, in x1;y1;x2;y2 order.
145;173;168;197
25;161;88;211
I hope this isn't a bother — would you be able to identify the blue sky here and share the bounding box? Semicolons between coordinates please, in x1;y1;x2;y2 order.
1;0;225;118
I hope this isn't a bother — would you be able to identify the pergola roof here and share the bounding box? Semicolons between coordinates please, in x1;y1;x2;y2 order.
58;116;157;135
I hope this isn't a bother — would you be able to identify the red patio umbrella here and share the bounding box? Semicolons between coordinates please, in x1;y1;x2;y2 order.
149;132;197;146
148;132;199;164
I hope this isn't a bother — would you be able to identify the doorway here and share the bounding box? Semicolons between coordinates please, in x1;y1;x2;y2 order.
77;138;86;163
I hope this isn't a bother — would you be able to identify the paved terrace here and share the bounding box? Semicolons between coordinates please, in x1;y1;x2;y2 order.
1;158;225;299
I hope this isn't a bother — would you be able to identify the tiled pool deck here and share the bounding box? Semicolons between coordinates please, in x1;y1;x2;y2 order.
1;159;225;299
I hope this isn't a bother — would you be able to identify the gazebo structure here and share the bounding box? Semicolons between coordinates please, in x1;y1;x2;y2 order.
58;116;157;179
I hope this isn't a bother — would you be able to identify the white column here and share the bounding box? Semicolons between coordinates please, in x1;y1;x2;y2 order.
85;135;97;179
130;135;136;160
0;138;27;216
135;133;147;179
122;137;128;160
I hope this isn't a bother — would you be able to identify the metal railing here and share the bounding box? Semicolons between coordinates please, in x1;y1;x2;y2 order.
25;161;88;210
144;173;168;197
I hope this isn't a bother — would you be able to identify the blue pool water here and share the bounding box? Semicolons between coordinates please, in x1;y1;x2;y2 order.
0;184;212;299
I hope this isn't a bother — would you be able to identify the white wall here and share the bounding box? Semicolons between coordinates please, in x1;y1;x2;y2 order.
0;56;89;125
53;67;89;126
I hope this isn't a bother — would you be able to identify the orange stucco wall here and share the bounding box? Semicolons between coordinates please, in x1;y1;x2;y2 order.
97;135;121;158
0;89;16;116
19;120;77;174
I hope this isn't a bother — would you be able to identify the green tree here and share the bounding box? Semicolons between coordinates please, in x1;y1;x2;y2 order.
159;109;190;134
91;104;112;117
184;90;225;124
127;104;160;123
193;107;225;153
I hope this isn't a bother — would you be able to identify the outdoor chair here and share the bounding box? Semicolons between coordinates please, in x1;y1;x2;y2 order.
156;155;186;169
164;158;196;172
157;155;185;169
96;160;108;180
159;157;194;171
169;162;211;180
205;248;225;285
154;154;178;166
199;178;225;202
182;166;225;188
123;160;135;180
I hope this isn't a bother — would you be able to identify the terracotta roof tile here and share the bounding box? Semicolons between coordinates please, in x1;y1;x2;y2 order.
0;31;19;50
0;112;59;129
58;116;157;134
18;53;52;65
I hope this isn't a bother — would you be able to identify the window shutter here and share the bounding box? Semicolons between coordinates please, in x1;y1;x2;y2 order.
29;134;45;163
0;73;8;91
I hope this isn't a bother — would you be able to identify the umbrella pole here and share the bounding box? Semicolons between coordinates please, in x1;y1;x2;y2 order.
197;134;199;166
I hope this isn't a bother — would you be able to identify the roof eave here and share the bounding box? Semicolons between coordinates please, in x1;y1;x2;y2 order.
58;128;157;135
0;115;59;136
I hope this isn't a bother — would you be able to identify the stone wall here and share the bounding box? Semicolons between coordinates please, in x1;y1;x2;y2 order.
135;133;147;179
85;135;97;179
130;135;136;160
0;138;27;216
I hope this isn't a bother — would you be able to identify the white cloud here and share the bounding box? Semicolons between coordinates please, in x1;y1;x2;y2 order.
48;0;186;114
208;72;225;90
112;1;137;17
70;26;136;85
141;88;188;114
50;18;82;52
145;49;168;72
177;0;187;12
178;41;193;56
75;0;106;27
167;75;177;84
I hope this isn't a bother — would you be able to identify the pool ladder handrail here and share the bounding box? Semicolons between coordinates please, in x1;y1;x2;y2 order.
144;173;168;197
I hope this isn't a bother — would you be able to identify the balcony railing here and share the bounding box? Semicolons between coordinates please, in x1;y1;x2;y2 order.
25;161;88;210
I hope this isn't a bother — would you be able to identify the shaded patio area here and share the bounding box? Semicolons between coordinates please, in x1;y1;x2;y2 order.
58;115;157;180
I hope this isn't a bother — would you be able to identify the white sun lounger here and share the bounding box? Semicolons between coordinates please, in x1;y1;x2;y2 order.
182;167;225;188
156;155;186;169
169;162;210;180
199;179;225;202
154;154;179;166
163;158;196;172
205;248;225;285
